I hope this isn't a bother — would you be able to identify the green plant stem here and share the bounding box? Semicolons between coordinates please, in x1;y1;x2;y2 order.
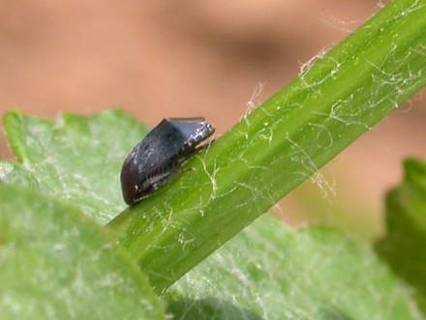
109;0;426;293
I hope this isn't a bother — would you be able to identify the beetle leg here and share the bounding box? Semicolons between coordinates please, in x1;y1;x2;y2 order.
185;138;215;159
148;171;173;186
177;140;215;176
132;171;174;204
194;139;215;154
177;140;214;167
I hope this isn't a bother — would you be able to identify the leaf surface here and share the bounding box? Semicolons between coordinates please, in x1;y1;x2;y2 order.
2;110;149;224
377;159;426;315
0;184;164;319
167;215;420;319
2;110;421;319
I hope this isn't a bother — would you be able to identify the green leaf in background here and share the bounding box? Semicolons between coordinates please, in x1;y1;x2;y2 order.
167;215;420;320
2;110;149;224
0;184;164;319
376;159;426;314
2;110;422;318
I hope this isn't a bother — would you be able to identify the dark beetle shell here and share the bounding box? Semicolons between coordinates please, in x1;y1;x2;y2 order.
121;118;215;205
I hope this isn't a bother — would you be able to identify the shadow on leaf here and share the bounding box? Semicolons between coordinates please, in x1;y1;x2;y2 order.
167;297;264;320
167;296;353;320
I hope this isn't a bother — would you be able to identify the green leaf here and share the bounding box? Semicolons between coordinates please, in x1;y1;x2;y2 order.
2;110;149;224
0;162;39;189
0;184;164;319
376;159;426;314
1;111;421;317
167;215;421;319
2;110;421;318
111;0;426;291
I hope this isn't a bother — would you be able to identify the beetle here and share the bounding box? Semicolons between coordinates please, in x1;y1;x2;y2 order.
120;117;215;205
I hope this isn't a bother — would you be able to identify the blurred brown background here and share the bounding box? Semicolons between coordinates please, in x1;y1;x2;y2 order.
0;0;424;238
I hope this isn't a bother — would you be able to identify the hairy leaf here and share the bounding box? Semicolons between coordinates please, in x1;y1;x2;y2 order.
0;184;164;319
0;162;38;189
2;110;421;318
168;215;420;319
2;110;149;224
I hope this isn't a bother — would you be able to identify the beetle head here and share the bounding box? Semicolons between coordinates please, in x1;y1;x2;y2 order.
166;117;215;148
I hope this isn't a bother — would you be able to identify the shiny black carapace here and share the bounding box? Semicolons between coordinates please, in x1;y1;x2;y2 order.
121;118;215;205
